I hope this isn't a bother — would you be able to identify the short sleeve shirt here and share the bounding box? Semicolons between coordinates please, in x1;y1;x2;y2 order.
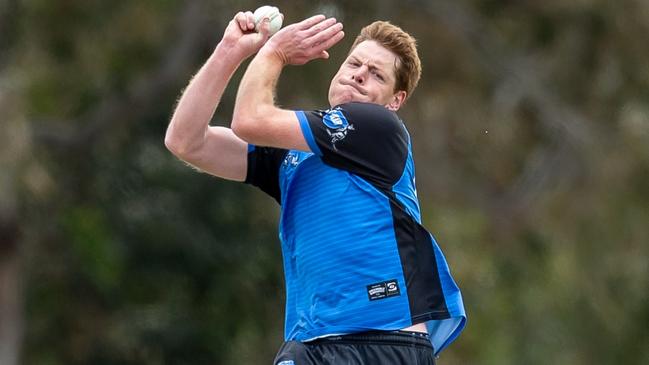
245;102;465;355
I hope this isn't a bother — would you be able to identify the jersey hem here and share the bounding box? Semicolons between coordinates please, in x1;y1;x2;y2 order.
411;310;453;322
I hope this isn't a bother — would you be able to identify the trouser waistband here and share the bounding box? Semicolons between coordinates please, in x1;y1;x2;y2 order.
308;330;433;349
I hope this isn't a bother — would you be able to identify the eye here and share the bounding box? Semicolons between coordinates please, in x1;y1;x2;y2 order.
348;61;361;67
372;70;385;81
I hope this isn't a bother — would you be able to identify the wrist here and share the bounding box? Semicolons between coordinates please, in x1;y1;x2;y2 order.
213;40;247;64
258;43;288;66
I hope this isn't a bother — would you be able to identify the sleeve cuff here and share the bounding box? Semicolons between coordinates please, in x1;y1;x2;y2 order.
295;110;322;156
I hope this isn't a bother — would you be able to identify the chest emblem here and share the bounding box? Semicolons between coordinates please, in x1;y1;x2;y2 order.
283;151;300;167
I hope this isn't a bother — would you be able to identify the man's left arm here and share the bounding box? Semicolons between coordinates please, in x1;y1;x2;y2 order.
232;15;344;150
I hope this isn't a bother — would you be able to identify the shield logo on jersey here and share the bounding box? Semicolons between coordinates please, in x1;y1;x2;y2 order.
322;108;354;150
322;108;349;129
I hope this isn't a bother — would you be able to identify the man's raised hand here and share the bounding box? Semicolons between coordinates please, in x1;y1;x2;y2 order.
221;11;277;60
261;15;345;65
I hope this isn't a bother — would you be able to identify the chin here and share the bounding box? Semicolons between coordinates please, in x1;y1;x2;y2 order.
330;95;352;107
332;93;368;107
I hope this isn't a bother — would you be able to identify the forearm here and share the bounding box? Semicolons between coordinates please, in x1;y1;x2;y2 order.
165;42;243;157
231;49;284;139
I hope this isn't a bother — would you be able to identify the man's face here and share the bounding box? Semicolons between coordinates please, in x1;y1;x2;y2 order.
328;40;406;111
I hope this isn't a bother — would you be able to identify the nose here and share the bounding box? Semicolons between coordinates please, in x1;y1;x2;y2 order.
351;66;367;84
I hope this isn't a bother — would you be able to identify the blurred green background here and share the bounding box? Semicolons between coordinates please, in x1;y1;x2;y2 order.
1;0;648;364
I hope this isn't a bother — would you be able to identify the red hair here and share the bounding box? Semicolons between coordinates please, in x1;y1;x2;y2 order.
350;21;422;99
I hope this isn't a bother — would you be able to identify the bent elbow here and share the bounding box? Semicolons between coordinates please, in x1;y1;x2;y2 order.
164;133;181;155
231;115;258;144
164;126;184;155
232;103;275;144
164;130;200;160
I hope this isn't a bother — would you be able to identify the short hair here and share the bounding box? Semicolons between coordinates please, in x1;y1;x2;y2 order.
350;21;422;100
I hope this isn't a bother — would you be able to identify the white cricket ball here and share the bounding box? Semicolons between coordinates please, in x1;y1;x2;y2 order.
253;5;283;35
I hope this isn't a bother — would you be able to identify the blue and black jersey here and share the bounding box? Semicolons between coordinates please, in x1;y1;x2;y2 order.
245;102;466;355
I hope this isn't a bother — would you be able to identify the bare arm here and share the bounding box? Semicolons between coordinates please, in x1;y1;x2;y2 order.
231;15;345;151
165;11;271;181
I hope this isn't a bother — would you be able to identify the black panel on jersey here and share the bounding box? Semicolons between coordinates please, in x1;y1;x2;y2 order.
245;146;288;204
303;102;409;189
388;194;450;322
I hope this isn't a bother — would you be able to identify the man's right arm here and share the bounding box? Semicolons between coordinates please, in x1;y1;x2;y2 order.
165;12;271;181
165;42;247;181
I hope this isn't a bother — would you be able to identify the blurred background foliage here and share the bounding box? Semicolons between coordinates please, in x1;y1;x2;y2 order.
1;0;648;364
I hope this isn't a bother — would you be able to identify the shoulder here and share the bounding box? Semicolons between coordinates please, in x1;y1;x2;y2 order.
334;102;402;124
308;102;407;144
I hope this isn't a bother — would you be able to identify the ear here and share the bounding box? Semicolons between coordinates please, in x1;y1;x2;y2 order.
385;90;407;111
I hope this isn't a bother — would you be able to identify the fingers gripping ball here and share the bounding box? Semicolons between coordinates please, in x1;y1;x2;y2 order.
253;6;283;35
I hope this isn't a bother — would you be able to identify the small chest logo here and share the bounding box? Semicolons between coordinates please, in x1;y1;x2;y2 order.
282;152;300;167
367;279;401;301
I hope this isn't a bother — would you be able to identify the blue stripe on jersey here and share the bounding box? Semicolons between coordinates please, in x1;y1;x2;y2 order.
247;144;256;153
295;111;322;156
